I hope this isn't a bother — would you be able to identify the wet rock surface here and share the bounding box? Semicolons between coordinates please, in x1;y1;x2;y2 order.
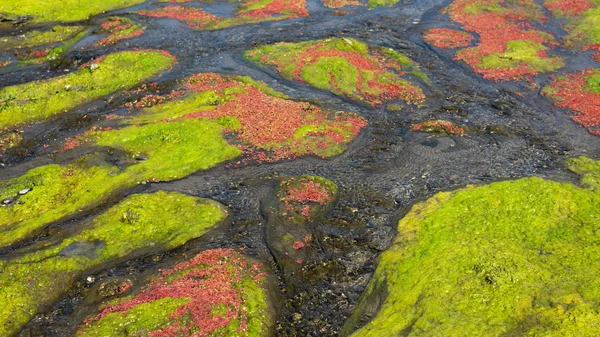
0;0;599;336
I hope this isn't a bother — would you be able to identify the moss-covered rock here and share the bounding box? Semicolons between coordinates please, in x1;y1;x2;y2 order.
0;118;239;247
567;156;600;189
77;248;272;337
246;38;427;106
139;0;308;30
0;50;175;128
343;176;600;336
0;191;227;337
0;25;84;50
0;0;146;23
265;175;338;289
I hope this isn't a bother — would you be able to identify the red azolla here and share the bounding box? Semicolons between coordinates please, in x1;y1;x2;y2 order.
139;6;219;29
95;17;145;47
285;180;334;205
180;73;366;161
543;69;600;135
292;241;306;250
139;0;307;30
423;28;473;49
544;0;594;16
238;0;308;19
83;249;264;337
444;0;560;81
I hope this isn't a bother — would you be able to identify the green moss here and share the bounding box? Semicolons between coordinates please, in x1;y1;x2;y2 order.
246;38;426;105
0;50;175;128
567;6;600;46
478;40;564;72
0;0;146;23
343;177;600;337
300;56;360;98
0;191;227;337
567;156;600;189
0;119;239;247
367;0;399;9
79;298;190;337
0;25;84;50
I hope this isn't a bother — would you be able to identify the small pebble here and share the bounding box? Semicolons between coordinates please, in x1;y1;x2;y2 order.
18;188;30;195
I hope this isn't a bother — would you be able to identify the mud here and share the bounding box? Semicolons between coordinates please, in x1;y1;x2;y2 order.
1;0;599;336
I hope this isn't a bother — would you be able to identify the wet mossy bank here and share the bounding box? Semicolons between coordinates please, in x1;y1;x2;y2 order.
342;158;600;337
0;191;228;336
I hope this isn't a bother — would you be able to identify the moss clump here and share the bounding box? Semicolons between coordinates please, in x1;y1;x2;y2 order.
0;50;174;128
567;156;600;189
343;177;600;337
246;38;427;106
0;25;84;50
477;40;563;73
77;249;271;337
0;191;227;337
0;0;146;23
0;118;239;247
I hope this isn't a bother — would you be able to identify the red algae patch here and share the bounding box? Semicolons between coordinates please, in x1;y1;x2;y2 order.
543;69;600;135
95;17;145;47
411;120;465;135
438;0;564;81
66;73;366;163
423;28;472;49
139;0;307;30
278;175;337;219
543;0;594;17
246;38;428;106
78;249;272;337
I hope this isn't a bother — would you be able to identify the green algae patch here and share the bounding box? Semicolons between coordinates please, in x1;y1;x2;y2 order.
0;25;84;50
0;50;175;128
0;191;227;337
0;0;146;23
343;177;600;337
246;38;427;106
0;118;239;248
77;248;272;337
567;156;600;189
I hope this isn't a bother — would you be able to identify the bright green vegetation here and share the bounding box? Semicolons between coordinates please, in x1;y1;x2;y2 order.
478;40;564;73
343;177;600;337
0;191;227;337
566;6;600;47
0;50;175;128
0;25;84;50
367;0;400;8
0;118;240;248
567;156;600;189
246;38;427;105
0;0;146;23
